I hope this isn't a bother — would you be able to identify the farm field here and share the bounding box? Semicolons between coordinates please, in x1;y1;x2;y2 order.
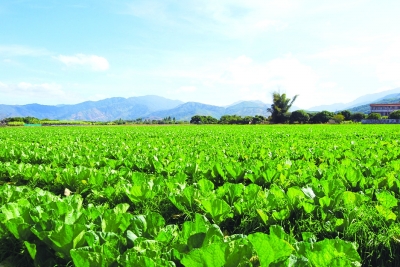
0;124;400;266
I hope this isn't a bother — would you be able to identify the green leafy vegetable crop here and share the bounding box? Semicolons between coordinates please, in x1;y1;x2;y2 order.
0;125;399;266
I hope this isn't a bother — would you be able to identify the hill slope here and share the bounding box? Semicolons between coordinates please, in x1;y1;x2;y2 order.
0;95;184;121
309;87;400;111
348;94;400;114
147;101;271;121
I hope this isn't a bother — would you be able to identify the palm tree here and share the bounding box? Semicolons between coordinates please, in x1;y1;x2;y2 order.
267;92;298;123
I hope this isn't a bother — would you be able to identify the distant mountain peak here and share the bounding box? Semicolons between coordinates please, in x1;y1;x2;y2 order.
308;87;400;112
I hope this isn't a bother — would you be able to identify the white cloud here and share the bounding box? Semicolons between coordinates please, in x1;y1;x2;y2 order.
374;39;400;84
87;93;112;101
319;82;337;89
166;86;197;99
16;82;65;96
0;45;49;57
376;61;400;81
219;55;319;97
254;19;278;30
312;46;370;63
124;0;293;38
55;54;109;71
0;81;80;105
375;86;394;93
126;1;165;18
156;54;320;107
192;1;291;37
178;86;197;92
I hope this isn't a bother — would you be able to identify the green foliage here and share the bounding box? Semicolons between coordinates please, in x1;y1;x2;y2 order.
190;115;218;124
190;115;266;124
350;112;366;122
311;110;334;123
6;121;24;126
389;110;400;119
367;113;381;120
219;115;247;124
290;110;309;124
3;116;40;124
332;114;345;123
339;110;352;120
267;92;298;123
2;125;400;266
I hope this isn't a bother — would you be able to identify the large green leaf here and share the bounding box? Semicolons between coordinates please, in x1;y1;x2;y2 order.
101;212;132;234
119;249;175;267
181;213;210;243
181;242;228;267
248;232;294;266
339;191;364;208
224;238;253;267
287;187;306;209
47;223;87;258
156;224;179;244
125;180;156;203
169;186;202;214
376;191;398;208
375;205;397;221
200;198;232;224
71;245;119;267
306;239;361;267
216;183;244;206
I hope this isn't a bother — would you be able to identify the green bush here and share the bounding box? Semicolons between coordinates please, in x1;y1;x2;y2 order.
7;121;24;126
367;113;381;120
332;114;345;123
311;111;334;123
350;112;366;122
389;110;400;119
290;110;309;124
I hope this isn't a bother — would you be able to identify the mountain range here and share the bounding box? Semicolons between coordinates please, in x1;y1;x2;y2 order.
1;88;400;121
308;87;400;111
0;96;270;121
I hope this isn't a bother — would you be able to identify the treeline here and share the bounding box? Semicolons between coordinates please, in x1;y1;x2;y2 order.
106;117;189;125
190;115;267;124
0;116;190;126
2;116;41;124
189;110;369;125
367;110;400;120
0;117;91;126
287;110;366;124
3;110;387;127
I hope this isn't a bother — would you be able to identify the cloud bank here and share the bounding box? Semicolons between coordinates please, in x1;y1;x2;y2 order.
55;54;109;71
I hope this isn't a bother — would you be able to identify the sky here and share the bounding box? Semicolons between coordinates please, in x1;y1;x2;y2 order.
0;0;400;109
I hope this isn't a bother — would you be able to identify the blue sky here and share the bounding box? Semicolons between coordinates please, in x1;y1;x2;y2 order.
0;0;399;108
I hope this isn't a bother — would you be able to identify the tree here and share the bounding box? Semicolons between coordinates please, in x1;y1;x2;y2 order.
311;111;334;123
350;112;366;122
190;115;218;124
389;110;400;119
190;115;202;124
204;116;218;124
267;92;298;123
367;113;381;120
251;115;267;124
332;114;345;123
307;112;315;122
290;110;309;124
339;110;351;121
